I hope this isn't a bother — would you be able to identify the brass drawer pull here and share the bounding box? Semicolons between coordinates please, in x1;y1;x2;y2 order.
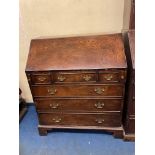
94;87;105;95
120;75;124;79
49;103;59;109
94;102;104;109
83;75;92;81
58;75;66;82
38;77;47;82
95;118;104;124
48;87;57;95
52;117;61;123
28;77;31;82
104;75;113;81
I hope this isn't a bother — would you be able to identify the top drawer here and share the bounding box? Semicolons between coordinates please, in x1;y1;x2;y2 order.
53;71;97;83
99;70;126;83
30;72;51;84
27;71;98;84
26;69;126;84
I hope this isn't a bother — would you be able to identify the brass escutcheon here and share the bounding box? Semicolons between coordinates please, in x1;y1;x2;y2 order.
94;102;105;109
95;118;104;124
83;75;92;81
104;74;113;81
58;75;66;82
52;117;61;123
38;77;47;82
94;87;105;95
48;87;57;95
49;103;59;109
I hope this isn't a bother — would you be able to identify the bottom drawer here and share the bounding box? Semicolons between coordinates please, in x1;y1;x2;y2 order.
38;113;121;127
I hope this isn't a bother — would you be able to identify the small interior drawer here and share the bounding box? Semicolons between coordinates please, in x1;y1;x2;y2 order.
99;70;126;83
53;71;97;83
30;72;51;84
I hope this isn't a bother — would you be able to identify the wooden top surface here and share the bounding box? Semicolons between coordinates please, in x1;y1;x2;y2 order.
128;30;135;69
26;34;127;71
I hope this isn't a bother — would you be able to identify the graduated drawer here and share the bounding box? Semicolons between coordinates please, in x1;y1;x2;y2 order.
29;72;51;85
35;98;123;112
27;70;126;84
38;112;121;127
31;84;124;97
53;71;97;83
98;70;126;83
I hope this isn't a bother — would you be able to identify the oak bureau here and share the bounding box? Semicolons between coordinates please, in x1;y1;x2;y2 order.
25;34;127;138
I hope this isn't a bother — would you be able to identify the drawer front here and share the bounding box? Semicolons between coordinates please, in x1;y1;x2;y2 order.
99;70;126;83
53;71;97;83
30;72;51;84
32;84;124;97
38;113;121;127
35;98;123;112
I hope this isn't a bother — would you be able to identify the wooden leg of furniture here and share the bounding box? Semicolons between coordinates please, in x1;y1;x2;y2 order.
38;126;48;136
123;132;135;141
103;127;124;139
113;130;123;139
37;125;124;139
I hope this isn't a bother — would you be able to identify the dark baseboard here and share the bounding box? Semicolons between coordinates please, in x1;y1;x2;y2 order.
26;102;35;106
19;107;28;122
19;103;34;123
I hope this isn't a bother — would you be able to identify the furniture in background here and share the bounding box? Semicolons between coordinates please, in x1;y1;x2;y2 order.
123;30;135;141
122;0;135;141
19;88;28;122
25;34;127;138
123;0;135;31
129;0;135;29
